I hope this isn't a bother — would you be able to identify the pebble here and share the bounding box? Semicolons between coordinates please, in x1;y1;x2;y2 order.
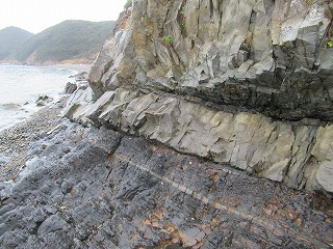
0;156;8;164
0;96;68;181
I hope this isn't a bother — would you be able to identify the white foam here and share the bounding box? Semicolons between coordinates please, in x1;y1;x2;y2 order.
0;64;82;131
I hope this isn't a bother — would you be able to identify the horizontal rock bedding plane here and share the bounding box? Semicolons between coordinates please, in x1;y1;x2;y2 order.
0;122;332;248
63;0;333;195
64;86;333;194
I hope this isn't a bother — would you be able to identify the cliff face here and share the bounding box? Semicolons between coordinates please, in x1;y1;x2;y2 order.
1;2;333;248
89;0;333;121
65;0;333;195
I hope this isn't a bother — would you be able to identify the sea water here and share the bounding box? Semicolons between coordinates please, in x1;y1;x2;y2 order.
0;64;81;131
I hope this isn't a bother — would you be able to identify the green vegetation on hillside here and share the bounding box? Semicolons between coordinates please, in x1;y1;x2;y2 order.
162;35;173;45
14;20;115;63
0;27;33;60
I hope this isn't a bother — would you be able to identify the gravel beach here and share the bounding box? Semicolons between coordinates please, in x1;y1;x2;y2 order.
0;97;68;181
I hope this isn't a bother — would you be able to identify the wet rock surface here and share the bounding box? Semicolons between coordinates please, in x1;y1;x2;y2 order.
0;121;332;249
0;97;67;182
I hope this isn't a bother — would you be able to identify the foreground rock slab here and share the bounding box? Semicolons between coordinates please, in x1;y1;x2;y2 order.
0;121;332;249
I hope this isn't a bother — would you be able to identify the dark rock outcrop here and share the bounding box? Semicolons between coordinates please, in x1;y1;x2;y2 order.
0;121;332;249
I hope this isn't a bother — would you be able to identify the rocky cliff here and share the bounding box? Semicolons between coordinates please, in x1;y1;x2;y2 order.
90;0;333;121
64;0;333;195
1;1;332;249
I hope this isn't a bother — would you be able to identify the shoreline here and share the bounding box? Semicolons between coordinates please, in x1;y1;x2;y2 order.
0;62;91;71
0;63;90;132
0;97;67;181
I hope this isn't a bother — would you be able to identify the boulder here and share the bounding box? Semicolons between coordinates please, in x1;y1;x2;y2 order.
315;162;333;193
64;82;77;94
0;155;8;165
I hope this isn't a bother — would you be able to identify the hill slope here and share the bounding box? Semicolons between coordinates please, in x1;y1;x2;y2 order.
0;27;33;60
14;20;115;64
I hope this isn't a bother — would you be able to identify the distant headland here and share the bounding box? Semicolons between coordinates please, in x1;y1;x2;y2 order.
0;20;115;65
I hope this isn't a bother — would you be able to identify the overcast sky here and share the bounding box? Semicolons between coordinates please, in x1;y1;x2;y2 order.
0;0;127;33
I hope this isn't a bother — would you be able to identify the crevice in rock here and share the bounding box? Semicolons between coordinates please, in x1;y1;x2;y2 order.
111;153;331;249
209;0;214;19
177;0;187;37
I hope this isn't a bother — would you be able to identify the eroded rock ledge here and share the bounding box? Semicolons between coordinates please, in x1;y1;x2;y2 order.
64;86;333;194
0;122;332;248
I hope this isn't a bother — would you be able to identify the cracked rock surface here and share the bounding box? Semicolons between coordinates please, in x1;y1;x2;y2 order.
0;121;332;249
89;0;333;121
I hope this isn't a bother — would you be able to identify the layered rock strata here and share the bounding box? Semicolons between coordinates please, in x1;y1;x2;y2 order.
64;87;333;194
89;0;333;121
64;0;333;194
0;1;333;248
